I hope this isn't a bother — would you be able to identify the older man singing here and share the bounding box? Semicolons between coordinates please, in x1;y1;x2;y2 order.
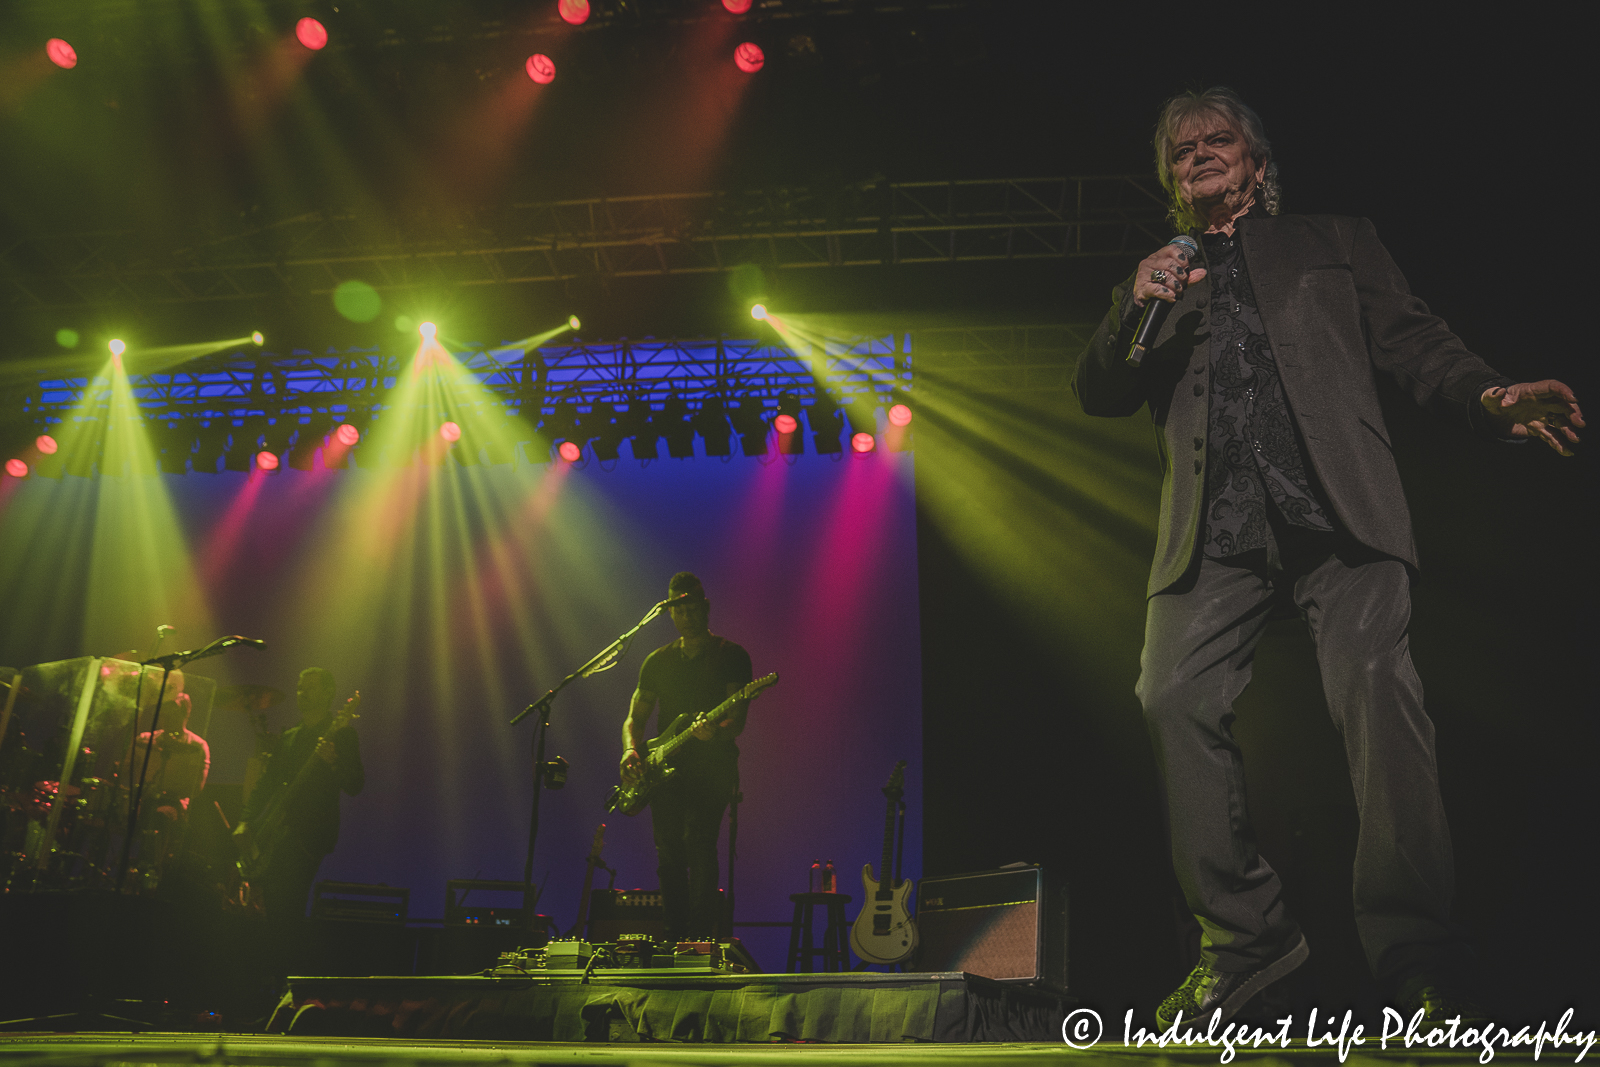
1074;87;1582;1028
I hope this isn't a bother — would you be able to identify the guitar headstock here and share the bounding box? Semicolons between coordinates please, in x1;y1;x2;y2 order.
743;673;779;700
882;759;906;800
587;822;606;861
332;690;362;730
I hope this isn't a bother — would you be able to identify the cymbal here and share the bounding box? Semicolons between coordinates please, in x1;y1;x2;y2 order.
213;684;285;712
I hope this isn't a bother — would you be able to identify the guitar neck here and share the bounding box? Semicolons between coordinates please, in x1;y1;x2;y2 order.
653;693;738;761
878;794;898;889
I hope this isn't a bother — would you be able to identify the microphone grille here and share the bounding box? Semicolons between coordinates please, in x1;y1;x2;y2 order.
1169;235;1199;259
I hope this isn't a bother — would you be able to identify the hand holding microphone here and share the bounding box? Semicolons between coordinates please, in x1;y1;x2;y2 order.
1127;235;1205;366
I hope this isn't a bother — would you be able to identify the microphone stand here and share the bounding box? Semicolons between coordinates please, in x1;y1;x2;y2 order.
115;635;265;893
511;598;674;889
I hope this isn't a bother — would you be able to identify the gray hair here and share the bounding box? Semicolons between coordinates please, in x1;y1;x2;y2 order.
1154;87;1281;231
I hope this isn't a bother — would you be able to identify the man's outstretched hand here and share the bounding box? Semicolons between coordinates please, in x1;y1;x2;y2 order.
1481;381;1584;456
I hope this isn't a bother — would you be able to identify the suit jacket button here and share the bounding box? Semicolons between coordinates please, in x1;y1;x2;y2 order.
1193;383;1204;396
1193;436;1204;450
1193;459;1203;474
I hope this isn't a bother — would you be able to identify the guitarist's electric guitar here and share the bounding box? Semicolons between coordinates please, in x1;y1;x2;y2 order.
604;673;778;816
850;759;918;965
235;691;361;883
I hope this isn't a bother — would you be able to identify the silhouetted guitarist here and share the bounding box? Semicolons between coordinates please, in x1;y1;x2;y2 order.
620;572;751;943
235;667;364;919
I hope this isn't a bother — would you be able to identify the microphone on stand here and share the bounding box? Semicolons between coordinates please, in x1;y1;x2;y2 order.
1126;235;1200;367
655;592;693;611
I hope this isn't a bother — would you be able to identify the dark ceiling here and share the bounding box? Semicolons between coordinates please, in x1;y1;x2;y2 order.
0;1;1587;390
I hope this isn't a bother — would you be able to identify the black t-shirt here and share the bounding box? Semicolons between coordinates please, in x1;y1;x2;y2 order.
638;637;753;768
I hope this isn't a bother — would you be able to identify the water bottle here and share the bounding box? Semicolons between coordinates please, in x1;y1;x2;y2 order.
809;859;822;893
822;859;837;894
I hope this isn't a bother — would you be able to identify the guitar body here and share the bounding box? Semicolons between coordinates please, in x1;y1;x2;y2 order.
606;674;777;817
850;864;919;965
604;758;677;816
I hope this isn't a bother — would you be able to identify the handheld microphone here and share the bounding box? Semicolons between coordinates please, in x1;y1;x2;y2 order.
1126;235;1200;367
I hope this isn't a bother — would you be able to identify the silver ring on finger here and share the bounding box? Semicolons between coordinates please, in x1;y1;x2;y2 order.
1151;269;1168;283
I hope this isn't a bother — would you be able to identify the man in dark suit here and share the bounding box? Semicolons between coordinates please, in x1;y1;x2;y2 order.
1074;88;1582;1029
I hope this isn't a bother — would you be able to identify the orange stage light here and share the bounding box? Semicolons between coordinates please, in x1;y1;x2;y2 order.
46;39;78;69
256;451;280;471
887;404;913;427
722;0;753;11
558;0;591;24
557;440;582;463
296;18;328;51
440;421;462;443
35;434;58;455
734;42;764;73
5;459;27;478
335;424;360;447
851;432;877;454
526;54;556;84
773;413;797;435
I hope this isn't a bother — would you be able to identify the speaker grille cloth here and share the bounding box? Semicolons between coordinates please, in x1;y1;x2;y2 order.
920;902;1038;980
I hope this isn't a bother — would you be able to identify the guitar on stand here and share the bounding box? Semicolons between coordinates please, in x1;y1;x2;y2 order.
567;822;612;938
850;759;918;966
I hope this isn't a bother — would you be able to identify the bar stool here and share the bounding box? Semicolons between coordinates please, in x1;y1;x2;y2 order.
786;892;851;972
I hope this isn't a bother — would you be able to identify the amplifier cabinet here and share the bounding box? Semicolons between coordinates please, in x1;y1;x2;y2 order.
915;866;1067;991
585;888;727;943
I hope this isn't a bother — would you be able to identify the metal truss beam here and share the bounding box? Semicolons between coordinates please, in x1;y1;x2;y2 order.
0;178;1165;310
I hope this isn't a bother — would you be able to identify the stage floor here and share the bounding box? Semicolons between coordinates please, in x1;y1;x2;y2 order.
0;1031;1579;1067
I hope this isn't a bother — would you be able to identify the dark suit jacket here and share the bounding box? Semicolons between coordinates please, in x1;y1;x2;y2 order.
1074;214;1508;597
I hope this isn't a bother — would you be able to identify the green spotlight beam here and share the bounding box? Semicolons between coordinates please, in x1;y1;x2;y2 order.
0;337;261;386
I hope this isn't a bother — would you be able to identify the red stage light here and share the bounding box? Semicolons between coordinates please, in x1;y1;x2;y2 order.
256;450;280;471
557;440;582;462
557;0;590;24
734;42;764;73
774;413;797;435
35;434;59;454
439;421;462;443
46;39;77;69
722;0;753;11
296;18;328;50
335;423;360;446
5;458;28;478
526;54;556;84
851;432;876;453
887;403;913;427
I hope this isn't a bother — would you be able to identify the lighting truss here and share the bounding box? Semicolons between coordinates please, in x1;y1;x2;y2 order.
0;178;1166;309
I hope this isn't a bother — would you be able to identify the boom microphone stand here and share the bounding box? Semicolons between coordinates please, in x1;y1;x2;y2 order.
511;594;685;888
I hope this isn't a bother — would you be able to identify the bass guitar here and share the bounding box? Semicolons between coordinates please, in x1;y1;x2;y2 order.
235;691;361;883
604;673;778;816
849;759;918;966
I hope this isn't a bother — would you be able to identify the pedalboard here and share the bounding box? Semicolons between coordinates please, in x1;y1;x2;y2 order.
490;937;759;976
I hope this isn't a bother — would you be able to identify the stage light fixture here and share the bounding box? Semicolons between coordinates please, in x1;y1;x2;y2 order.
288;413;332;470
630;402;662;461
335;423;360;446
226;417;267;472
558;0;590;24
419;321;438;340
809;394;844;454
775;393;804;454
888;403;913;427
47;39;77;69
735;42;764;73
256;450;280;471
557;440;582;463
750;303;768;320
586;402;624;462
722;0;753;12
658;394;696;459
526;54;556;84
155;422;193;475
252;331;266;346
296;18;328;50
109;339;126;356
851;432;876;453
5;458;27;478
36;434;58;455
728;394;769;457
773;413;796;434
568;315;581;330
439;421;462;443
193;423;228;473
696;398;734;457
